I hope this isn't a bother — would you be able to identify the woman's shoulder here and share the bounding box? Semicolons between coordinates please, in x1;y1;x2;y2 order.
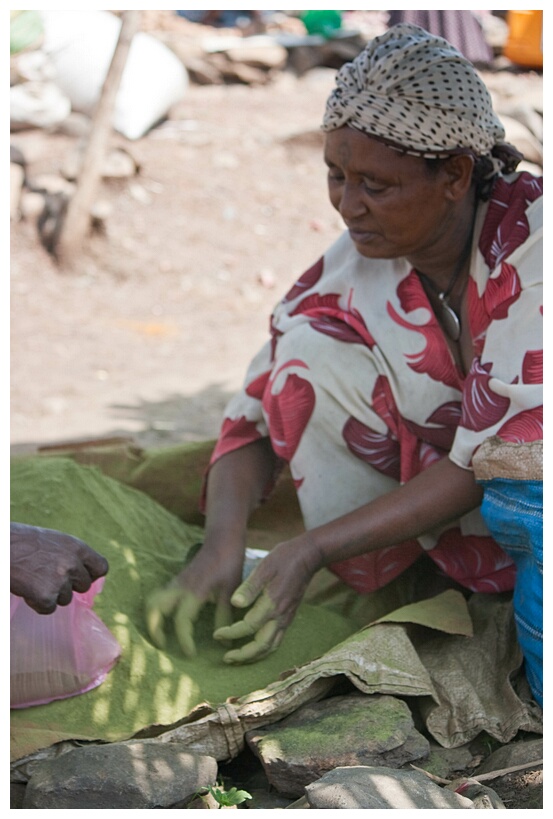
280;232;396;301
488;171;542;213
478;172;542;272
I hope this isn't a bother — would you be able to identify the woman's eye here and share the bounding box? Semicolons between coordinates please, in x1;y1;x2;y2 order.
362;178;386;194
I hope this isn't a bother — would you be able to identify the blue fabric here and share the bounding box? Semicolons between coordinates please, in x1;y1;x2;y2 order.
479;478;543;707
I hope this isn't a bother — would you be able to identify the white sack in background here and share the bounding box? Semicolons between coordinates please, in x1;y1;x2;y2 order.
38;10;188;140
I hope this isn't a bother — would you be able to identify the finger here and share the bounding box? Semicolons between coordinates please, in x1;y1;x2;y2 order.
213;598;234;647
66;562;96;594
214;591;276;642
56;580;74;607
24;593;58;615
174;594;204;658
230;573;265;609
223;621;283;665
145;588;183;648
214;617;256;641
82;551;109;580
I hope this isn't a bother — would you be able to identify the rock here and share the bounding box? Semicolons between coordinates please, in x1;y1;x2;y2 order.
209;52;272;85
474;736;543;775
499;115;543;166
31;173;76;196
246;693;429;797
10;782;26;809
417;742;475;781
10;162;25;221
447;778;506;808
181;55;224;86
53;111;92;138
22;740;218;809
10;80;71;130
62;145;139;181
500;102;543;142
224;43;288;71
305;766;474;809
248;788;296;809
20;190;46;219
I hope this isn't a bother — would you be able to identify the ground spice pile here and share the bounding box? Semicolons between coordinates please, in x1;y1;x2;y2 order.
10;456;358;761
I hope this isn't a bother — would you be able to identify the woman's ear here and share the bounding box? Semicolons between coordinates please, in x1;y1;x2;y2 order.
443;154;475;201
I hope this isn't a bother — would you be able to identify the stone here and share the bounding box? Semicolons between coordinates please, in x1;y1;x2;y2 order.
305;766;474;809
416;741;475;781
22;740;218;809
446;778;506;808
499;115;543;165
246;693;429;797
31;173;76;196
474;736;543;775
224;43;288;70
20;191;46;219
10;163;25;221
62;146;138;182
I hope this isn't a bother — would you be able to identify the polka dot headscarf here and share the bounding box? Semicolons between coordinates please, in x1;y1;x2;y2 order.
322;24;521;176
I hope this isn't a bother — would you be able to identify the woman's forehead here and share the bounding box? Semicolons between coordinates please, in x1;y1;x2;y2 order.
324;127;424;174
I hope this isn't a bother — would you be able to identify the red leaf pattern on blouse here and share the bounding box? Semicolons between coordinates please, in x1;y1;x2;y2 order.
290;291;376;347
343;416;401;480
468;263;522;351
478;174;541;269
487;263;522;320
429;529;515;593
330;540;423;593
404;401;462;451
387;301;462;389
496;405;543;443
262;364;315;462
245;370;272;400
461;360;511;431
210;416;263;464
522;349;543;384
282;256;324;302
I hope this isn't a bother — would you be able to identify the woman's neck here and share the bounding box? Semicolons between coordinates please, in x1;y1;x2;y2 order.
409;197;477;293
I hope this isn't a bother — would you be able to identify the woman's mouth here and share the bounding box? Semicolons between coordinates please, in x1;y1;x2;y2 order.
348;227;378;244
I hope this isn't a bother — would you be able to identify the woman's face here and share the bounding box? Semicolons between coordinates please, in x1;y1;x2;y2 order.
324;126;459;265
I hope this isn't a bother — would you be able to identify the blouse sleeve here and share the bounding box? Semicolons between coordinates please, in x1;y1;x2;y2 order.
208;339;274;467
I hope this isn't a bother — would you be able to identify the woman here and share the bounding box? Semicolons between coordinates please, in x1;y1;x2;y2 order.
146;25;542;701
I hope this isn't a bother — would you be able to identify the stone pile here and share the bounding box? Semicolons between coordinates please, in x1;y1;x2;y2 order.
11;692;543;809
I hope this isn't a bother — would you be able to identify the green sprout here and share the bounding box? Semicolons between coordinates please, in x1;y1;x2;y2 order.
196;783;252;808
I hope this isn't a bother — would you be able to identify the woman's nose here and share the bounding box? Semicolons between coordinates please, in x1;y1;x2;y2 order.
339;181;366;220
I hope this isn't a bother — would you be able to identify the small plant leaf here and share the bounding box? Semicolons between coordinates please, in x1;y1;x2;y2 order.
207;785;252;806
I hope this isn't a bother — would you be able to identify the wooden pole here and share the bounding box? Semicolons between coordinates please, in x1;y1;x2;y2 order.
55;11;141;266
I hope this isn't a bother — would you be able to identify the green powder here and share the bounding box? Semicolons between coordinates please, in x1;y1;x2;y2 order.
10;457;358;762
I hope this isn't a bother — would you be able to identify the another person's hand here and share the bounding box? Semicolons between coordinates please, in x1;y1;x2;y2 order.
213;537;320;664
145;537;244;657
10;522;109;614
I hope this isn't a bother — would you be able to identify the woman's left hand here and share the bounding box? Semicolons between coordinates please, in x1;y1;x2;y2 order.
213;537;320;664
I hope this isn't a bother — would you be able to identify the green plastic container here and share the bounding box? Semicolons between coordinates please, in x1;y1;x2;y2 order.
301;10;343;38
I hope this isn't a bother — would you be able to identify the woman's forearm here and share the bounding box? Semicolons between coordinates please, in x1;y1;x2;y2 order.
306;456;484;570
203;438;279;542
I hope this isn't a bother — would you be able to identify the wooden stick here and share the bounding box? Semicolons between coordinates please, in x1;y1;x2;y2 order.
471;759;543;783
55;11;141;265
411;758;543;786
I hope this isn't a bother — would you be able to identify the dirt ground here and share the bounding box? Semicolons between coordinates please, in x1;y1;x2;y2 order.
10;33;543;810
11;69;346;454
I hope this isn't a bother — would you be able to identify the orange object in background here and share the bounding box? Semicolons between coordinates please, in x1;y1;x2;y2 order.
503;10;543;69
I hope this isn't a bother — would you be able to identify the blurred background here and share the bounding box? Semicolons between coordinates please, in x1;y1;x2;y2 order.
10;10;543;454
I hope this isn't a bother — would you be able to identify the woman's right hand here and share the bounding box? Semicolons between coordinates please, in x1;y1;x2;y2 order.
146;438;279;658
145;534;245;657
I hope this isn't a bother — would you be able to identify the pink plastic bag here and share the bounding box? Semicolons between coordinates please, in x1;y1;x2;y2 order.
10;578;121;709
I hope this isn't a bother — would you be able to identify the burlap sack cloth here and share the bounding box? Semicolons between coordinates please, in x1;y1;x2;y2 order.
10;439;542;778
